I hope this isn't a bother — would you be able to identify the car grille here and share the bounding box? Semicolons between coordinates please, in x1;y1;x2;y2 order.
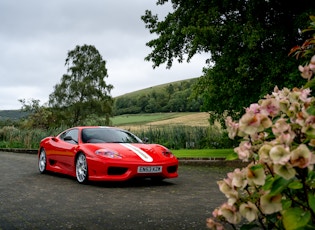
107;167;128;175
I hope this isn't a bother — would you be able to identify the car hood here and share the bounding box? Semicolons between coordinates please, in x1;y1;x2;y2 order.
84;143;175;162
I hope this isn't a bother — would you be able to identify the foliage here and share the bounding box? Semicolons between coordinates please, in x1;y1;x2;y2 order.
0;126;62;149
113;78;202;115
207;17;315;230
142;0;315;121
18;98;54;129
49;44;113;126
132;125;235;150
289;15;315;61
0;123;235;150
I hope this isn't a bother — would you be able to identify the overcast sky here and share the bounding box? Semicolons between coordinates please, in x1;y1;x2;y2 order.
0;0;207;110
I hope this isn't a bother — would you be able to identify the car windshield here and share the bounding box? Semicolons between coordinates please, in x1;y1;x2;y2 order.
81;128;143;144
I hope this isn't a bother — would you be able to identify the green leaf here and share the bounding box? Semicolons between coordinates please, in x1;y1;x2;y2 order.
282;199;292;210
308;193;315;214
282;208;311;230
269;176;290;196
288;181;303;189
240;223;260;230
249;164;263;171
307;105;315;116
306;171;315;188
262;174;274;191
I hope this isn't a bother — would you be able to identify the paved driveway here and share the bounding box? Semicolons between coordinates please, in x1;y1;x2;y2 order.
0;151;230;230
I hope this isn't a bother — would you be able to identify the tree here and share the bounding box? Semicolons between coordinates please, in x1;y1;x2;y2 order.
19;99;53;129
49;45;113;126
142;0;315;121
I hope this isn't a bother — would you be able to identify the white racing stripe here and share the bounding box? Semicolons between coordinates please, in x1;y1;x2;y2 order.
120;143;153;162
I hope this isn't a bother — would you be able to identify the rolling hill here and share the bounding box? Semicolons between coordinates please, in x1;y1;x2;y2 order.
0;78;200;121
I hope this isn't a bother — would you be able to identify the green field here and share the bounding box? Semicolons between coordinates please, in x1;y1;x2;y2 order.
110;112;233;158
111;112;194;126
172;149;234;158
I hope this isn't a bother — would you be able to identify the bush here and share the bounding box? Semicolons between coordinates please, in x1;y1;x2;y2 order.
207;16;315;230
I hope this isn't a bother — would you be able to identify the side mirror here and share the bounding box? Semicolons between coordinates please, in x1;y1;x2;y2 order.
143;137;149;143
64;136;73;141
64;136;78;144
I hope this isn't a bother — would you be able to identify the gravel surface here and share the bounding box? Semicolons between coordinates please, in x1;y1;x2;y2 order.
0;151;232;230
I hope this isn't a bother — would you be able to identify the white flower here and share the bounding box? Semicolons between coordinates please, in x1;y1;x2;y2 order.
269;145;291;165
260;192;282;214
239;201;259;222
273;164;296;180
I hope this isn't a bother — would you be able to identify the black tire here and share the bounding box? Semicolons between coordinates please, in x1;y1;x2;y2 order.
38;148;47;174
76;153;88;184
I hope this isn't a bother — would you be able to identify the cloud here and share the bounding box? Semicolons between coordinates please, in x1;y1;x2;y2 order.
0;0;207;110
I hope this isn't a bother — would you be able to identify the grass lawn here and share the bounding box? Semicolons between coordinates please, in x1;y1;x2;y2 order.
171;149;235;158
111;112;194;126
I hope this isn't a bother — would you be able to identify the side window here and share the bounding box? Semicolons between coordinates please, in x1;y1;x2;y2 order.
60;129;79;144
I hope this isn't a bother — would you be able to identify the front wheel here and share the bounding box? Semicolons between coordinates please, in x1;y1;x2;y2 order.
76;153;88;184
38;148;47;174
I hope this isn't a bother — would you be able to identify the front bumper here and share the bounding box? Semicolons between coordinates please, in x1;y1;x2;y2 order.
86;158;178;181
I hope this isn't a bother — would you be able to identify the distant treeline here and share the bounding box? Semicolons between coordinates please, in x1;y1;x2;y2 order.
0;79;201;122
0;110;28;122
113;78;202;115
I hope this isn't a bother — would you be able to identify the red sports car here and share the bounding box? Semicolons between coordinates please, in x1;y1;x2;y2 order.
38;126;178;183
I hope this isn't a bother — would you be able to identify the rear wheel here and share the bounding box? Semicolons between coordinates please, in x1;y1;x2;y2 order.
38;148;47;174
76;153;88;184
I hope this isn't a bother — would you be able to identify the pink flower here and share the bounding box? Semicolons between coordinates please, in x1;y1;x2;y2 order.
219;203;241;224
228;168;247;189
271;118;296;146
272;118;291;136
239;113;272;136
260;98;280;117
225;116;239;139
298;65;313;80
246;103;261;114
234;141;252;161
212;208;220;218
206;218;224;230
299;88;312;103
217;179;239;205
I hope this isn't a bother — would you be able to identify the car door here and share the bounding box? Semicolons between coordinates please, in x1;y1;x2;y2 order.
50;128;79;173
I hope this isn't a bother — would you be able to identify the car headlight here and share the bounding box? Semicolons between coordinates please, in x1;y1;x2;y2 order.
95;149;122;159
162;149;174;158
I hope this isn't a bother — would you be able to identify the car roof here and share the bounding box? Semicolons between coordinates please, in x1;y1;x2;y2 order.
70;126;124;131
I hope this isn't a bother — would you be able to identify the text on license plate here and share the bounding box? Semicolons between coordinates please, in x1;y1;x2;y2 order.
137;166;162;173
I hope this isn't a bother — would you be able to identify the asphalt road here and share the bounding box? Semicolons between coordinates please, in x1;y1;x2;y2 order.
0;151;231;230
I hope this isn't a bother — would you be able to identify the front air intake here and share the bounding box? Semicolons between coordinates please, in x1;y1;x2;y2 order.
167;165;178;173
107;167;128;175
